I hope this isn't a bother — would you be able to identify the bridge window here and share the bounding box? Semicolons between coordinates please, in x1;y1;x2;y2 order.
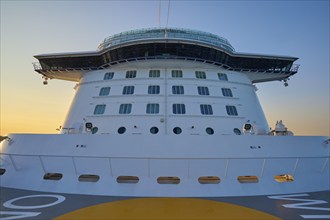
148;85;160;94
117;176;139;183
274;174;294;182
200;104;213;115
126;70;137;78
198;86;209;95
99;87;111;96
218;73;228;81
195;71;206;79
172;70;183;78
237;175;259;183
226;105;238;116
78;174;100;182
157;177;180;184
43;173;63;181
104;72;114;80
122;86;135;95
173;104;186;114
94;104;106;115
119;104;132;114
198;176;220;184
146;103;159;114
172;85;184;94
222;88;233;97
149;70;160;77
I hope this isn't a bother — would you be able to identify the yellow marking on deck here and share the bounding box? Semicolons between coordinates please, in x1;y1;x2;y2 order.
55;198;280;219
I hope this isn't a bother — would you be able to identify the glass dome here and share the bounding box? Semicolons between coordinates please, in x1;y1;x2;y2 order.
97;28;235;53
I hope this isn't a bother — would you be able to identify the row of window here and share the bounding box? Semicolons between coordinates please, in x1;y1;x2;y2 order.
99;86;233;97
103;71;228;80
40;172;294;184
94;104;238;116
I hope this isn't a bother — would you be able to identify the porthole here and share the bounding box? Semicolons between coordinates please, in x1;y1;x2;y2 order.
233;128;241;135
237;175;259;183
198;176;220;184
173;127;182;134
150;127;159;134
274;174;294;182
78;174;100;182
206;127;214;135
118;127;126;134
117;176;139;184
157;176;180;184
0;168;6;175
43;173;63;181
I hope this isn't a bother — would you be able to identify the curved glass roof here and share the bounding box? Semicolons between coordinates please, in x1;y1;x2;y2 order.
97;28;235;53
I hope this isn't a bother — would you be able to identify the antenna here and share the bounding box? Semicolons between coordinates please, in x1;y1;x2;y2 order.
158;0;161;27
166;0;171;28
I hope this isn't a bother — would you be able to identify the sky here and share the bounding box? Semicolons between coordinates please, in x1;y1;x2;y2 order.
0;0;329;136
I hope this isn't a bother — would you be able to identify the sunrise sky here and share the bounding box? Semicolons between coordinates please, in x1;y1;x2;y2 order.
1;1;329;136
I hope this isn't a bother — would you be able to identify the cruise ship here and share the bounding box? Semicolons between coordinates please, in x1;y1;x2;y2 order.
1;28;329;219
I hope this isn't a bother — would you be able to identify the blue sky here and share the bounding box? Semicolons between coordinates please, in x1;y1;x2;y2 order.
1;0;329;136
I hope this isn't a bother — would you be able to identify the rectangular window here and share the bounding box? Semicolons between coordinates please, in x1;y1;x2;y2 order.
172;85;184;94
94;104;106;115
122;86;135;95
200;104;213;115
146;103;159;114
222;88;233;97
119;104;132;114
197;86;209;95
126;70;137;78
195;71;206;79
172;104;186;114
226;105;238;116
149;70;160;78
218;73;228;81
99;87;111;96
104;72;114;80
172;70;183;78
148;85;160;94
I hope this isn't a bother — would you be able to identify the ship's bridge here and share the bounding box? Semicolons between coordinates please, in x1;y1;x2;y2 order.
33;28;299;83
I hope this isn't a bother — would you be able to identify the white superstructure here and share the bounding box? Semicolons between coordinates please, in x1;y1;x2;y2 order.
1;28;329;199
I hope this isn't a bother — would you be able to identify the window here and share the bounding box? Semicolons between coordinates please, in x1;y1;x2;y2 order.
122;86;135;95
99;87;110;96
118;127;126;134
172;70;183;78
94;104;106;115
119;104;132;114
206;127;214;135
150;127;159;134
200;104;213;115
0;168;6;175
198;176;220;184
149;70;160;77
43;173;63;181
78;174;100;182
195;71;206;79
197;86;209;95
226;105;238;116
274;174;294;183
157;177;180;184
148;85;160;94
173;127;182;134
237;176;259;183
172;85;184;94
218;73;228;81
117;176;139;183
146;103;159;114
172;104;186;114
222;88;233;97
104;72;114;80
126;70;137;78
